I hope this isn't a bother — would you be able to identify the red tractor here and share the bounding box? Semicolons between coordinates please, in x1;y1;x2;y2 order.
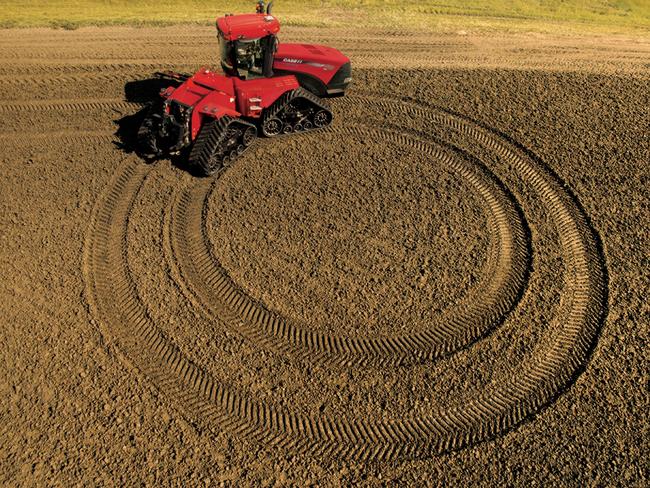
137;1;352;175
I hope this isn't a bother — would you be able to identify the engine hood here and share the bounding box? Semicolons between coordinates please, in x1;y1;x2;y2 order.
273;43;349;86
275;43;349;70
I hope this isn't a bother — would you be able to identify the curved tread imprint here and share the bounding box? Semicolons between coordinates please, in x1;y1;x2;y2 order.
84;96;606;461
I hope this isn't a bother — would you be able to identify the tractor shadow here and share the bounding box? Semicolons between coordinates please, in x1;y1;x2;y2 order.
113;77;165;153
113;76;203;176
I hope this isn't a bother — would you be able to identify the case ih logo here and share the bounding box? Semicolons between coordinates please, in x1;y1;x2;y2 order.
282;58;335;71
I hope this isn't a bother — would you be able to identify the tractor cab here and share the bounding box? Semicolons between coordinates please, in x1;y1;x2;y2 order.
216;2;351;97
217;13;279;80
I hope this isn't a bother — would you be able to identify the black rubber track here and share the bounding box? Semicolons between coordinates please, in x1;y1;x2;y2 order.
261;87;332;137
189;117;258;176
188;117;232;176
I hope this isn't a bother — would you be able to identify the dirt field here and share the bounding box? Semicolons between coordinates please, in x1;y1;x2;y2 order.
1;26;648;486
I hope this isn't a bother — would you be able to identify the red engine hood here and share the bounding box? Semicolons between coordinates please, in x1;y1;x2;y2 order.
274;43;349;85
275;43;349;68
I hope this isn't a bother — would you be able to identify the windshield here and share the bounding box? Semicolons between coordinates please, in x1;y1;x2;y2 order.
234;38;265;78
218;31;274;79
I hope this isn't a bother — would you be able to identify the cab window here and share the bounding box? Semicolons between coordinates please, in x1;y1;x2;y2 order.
234;38;264;78
218;32;232;69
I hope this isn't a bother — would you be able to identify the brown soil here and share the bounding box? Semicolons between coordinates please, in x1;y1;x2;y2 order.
1;26;648;486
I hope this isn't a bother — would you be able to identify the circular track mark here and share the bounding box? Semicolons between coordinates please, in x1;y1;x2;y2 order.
84;98;606;460
0;98;139;114
169;126;530;365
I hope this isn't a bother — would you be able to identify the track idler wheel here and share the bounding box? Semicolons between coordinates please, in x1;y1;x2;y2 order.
262;118;283;137
313;109;332;128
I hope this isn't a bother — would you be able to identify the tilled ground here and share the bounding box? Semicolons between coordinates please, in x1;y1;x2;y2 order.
0;26;648;486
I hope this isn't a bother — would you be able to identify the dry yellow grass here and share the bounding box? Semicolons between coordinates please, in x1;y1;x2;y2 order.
1;1;649;34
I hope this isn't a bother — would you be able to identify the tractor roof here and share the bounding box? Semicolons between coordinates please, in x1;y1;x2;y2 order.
216;14;280;41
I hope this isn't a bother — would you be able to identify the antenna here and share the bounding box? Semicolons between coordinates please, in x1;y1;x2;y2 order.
266;1;274;15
